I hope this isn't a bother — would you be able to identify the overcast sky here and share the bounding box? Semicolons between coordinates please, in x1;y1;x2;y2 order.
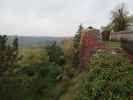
0;0;133;36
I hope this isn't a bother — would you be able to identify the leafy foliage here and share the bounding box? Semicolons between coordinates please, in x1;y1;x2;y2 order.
72;24;83;67
111;3;129;31
75;52;133;100
0;77;31;100
17;49;63;99
0;35;29;100
0;35;19;76
46;42;65;66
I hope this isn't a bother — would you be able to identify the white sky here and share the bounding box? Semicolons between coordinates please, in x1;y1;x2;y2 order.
0;0;133;36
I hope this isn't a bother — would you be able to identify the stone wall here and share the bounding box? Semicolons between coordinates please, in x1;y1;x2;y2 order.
79;27;105;70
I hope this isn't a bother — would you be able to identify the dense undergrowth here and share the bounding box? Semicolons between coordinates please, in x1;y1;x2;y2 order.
60;52;133;100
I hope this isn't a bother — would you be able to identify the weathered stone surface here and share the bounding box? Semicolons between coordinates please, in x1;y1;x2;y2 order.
79;27;105;70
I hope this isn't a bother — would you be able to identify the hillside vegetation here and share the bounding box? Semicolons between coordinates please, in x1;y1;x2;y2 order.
59;52;133;100
1;3;133;100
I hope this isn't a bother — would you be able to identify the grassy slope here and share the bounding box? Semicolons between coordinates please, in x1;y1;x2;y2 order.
59;72;86;100
21;41;121;100
104;41;121;49
59;41;121;100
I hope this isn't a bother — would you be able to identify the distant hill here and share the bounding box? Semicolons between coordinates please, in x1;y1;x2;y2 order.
8;36;72;48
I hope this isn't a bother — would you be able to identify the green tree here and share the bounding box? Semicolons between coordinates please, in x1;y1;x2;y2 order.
0;35;31;100
72;24;83;67
0;35;19;76
73;24;83;49
45;42;65;66
111;3;129;31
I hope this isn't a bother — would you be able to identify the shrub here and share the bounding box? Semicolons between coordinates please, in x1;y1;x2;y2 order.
16;50;63;99
75;52;133;100
0;77;31;100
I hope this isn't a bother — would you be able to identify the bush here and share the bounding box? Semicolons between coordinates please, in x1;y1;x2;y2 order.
16;50;63;99
75;52;133;100
0;77;31;100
